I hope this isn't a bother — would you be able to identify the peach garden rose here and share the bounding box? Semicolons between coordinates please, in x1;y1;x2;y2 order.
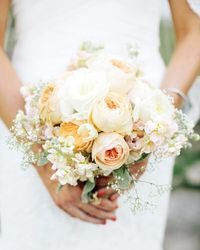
92;132;129;172
90;92;133;135
38;84;63;125
38;83;74;125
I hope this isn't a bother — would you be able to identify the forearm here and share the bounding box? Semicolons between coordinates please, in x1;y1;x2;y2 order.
0;48;53;183
0;48;24;128
162;0;200;108
162;31;200;88
161;32;200;107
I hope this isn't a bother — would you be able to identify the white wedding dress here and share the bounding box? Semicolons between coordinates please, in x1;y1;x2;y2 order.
0;1;200;250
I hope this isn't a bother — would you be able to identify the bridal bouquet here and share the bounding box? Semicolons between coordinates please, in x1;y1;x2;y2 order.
10;43;199;207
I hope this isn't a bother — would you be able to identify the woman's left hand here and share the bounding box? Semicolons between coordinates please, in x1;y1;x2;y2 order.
95;158;148;201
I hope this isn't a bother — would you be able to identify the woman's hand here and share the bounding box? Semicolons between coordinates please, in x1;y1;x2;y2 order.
129;157;148;179
36;163;118;225
96;159;148;201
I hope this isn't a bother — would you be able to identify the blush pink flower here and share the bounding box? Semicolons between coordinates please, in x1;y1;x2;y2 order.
92;132;129;172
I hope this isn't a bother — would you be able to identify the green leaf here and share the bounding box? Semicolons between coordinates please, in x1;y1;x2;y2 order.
37;152;49;167
80;41;104;53
135;153;149;163
81;180;96;203
113;166;133;190
57;184;64;192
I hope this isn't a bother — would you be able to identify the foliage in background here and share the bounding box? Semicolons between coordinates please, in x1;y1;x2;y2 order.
160;19;176;65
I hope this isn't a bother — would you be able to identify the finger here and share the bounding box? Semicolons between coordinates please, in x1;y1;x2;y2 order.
63;204;106;225
79;203;117;221
129;161;147;178
97;187;117;198
110;193;120;201
95;198;118;212
96;176;113;187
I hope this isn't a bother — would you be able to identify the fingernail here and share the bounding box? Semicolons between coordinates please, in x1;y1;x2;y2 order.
98;191;106;197
111;216;117;221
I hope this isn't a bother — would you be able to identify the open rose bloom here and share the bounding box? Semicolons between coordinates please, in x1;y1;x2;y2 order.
11;43;199;207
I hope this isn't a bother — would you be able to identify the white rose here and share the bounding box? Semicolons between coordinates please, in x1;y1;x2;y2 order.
60;68;109;120
132;89;175;122
51;85;74;122
128;79;155;105
92;132;129;172
91;92;133;135
88;55;138;94
54;73;76;120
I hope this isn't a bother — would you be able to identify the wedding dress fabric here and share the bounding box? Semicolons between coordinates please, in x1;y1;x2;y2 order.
187;0;200;16
0;1;199;250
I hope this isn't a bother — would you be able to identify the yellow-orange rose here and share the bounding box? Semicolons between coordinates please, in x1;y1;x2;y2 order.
39;83;74;124
60;121;96;152
90;92;133;135
39;84;62;125
92;132;129;172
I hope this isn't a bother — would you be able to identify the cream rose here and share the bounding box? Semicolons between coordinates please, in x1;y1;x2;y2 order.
60;68;109;119
92;132;129;172
39;83;73;125
88;55;138;94
91;92;133;135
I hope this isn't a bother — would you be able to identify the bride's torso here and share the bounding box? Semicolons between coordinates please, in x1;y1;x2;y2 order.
11;0;165;85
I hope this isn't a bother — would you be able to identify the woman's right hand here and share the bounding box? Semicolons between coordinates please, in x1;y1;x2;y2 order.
36;163;118;225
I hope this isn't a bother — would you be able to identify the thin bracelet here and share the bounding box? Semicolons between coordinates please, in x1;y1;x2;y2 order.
165;87;192;113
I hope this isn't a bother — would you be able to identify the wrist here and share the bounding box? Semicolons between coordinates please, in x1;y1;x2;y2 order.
166;92;183;108
163;87;192;112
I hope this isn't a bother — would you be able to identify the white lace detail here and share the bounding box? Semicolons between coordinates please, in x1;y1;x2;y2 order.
187;0;200;16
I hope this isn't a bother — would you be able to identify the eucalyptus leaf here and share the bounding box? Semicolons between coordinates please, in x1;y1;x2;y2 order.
82;180;96;203
135;153;149;163
37;152;49;167
57;184;64;192
113;166;133;190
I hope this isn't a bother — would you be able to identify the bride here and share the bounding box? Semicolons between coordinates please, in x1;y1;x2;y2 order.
0;1;200;250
